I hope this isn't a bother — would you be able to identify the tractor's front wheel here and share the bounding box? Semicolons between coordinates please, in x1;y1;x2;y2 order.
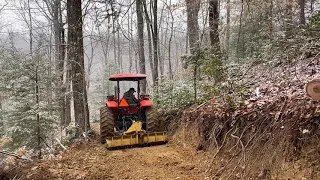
100;106;115;144
145;107;159;132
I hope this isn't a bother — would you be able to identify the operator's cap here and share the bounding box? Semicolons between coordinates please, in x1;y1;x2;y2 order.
129;87;136;92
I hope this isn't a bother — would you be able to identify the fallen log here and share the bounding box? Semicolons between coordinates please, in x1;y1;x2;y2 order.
0;150;32;161
306;77;320;100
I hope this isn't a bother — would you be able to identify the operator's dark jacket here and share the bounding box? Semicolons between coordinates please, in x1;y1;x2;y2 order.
123;91;138;105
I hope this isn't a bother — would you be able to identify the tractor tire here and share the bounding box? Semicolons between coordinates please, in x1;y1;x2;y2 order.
146;107;159;132
100;106;115;144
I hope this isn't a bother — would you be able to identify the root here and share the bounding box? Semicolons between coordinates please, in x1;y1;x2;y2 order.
171;93;320;179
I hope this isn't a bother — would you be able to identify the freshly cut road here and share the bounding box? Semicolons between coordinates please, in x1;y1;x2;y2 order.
23;143;209;180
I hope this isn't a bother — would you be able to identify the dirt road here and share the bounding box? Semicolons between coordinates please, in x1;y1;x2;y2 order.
22;143;209;180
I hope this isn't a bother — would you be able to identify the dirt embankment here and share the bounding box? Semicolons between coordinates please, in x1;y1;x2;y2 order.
170;57;320;179
15;142;210;180
175;95;320;179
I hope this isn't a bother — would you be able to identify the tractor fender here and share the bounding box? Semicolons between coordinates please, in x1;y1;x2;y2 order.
106;101;118;108
140;99;152;107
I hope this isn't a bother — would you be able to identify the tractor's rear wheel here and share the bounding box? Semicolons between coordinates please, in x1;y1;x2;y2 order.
146;107;159;132
100;106;115;144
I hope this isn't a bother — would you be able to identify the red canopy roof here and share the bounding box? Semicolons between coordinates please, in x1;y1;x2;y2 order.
109;73;147;81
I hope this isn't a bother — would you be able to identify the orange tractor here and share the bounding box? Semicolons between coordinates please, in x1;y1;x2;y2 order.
100;73;167;149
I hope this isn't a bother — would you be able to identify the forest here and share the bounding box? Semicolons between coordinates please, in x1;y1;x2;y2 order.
1;0;320;179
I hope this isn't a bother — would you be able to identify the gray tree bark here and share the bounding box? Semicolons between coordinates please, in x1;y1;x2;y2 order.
186;0;201;54
142;0;158;86
67;0;90;134
136;0;147;93
298;0;305;25
284;0;293;38
152;0;159;86
209;0;220;49
53;0;66;127
226;0;230;54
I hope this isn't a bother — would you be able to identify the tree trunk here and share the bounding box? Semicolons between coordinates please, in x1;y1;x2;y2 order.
208;0;220;49
136;0;147;93
53;0;66;127
158;5;165;78
67;0;90;134
311;0;315;14
134;45;138;73
152;0;159;86
59;0;69;126
128;9;133;73
97;18;111;95
168;0;174;80
113;28;117;71
186;0;201;54
226;0;230;54
186;0;201;102
236;0;244;60
146;13;154;82
65;69;71;126
267;0;273;39
117;29;122;73
0;94;2;134
298;0;305;25
284;0;293;38
142;0;157;85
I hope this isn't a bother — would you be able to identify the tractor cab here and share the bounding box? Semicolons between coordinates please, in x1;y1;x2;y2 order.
99;73;167;148
100;73;168;149
106;73;151;105
104;74;152;133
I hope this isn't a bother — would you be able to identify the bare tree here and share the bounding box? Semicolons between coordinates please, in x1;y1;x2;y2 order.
186;0;201;54
267;0;273;39
53;0;67;127
209;0;220;49
158;5;166;77
226;0;230;54
67;0;90;134
136;0;146;93
128;8;134;73
143;0;158;86
299;0;305;25
145;10;154;81
168;1;174;80
284;0;293;37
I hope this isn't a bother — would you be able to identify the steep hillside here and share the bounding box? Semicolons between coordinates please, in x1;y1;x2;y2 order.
169;57;320;179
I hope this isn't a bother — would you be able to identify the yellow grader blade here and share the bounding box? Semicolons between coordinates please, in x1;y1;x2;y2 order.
105;121;168;149
124;121;143;135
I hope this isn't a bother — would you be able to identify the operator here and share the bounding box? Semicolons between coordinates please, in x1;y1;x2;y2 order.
123;87;139;104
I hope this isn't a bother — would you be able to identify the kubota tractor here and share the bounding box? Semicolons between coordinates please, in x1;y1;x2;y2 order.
100;73;167;148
